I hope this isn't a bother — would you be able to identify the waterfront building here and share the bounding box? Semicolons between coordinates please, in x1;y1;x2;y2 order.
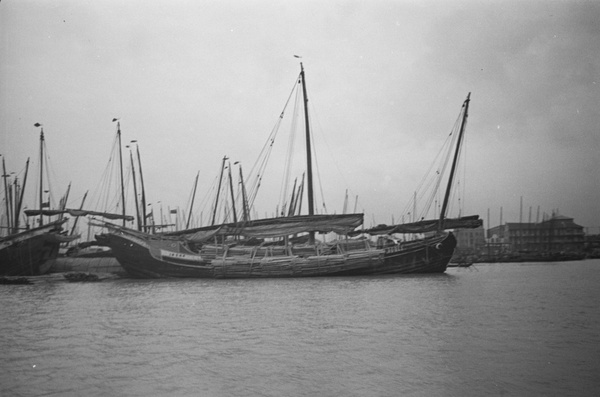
454;225;486;254
487;213;584;254
584;233;600;257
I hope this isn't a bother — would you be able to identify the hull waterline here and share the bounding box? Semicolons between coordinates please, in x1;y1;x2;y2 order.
100;230;455;279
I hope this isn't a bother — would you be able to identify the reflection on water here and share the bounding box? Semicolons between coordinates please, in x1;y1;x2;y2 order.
2;261;600;396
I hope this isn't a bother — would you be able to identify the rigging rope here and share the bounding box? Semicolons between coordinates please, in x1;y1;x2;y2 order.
399;131;451;219
245;73;301;212
308;102;328;215
89;133;123;216
447;117;469;218
310;99;360;214
278;83;302;215
399;108;465;223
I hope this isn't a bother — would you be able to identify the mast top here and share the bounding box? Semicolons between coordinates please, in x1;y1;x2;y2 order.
35;123;44;139
439;92;471;226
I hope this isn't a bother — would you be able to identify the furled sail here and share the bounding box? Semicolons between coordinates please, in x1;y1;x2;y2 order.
166;213;364;242
352;215;482;236
24;208;134;221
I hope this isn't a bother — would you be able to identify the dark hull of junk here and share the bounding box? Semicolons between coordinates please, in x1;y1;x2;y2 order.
80;69;479;279
96;214;460;279
0;219;70;277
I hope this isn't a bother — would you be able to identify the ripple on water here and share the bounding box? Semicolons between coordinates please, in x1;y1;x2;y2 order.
1;261;600;396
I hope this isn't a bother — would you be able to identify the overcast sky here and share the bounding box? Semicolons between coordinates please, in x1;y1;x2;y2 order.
1;0;599;233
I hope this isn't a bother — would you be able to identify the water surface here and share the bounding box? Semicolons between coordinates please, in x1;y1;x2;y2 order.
2;260;599;396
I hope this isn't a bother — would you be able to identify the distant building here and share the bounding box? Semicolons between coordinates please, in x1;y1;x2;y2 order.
487;214;584;253
584;233;600;256
454;225;486;254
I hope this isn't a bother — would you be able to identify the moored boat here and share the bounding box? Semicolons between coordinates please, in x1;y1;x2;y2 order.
25;120;142;275
98;64;480;278
1;126;76;276
0;219;71;276
97;214;385;278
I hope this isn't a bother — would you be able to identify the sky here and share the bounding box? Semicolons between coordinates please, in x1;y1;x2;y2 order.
1;0;599;234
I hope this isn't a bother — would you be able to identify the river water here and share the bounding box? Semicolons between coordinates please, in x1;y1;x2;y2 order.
2;260;599;396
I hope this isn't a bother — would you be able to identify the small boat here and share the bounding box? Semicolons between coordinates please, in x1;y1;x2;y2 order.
1;127;76;276
64;242;113;258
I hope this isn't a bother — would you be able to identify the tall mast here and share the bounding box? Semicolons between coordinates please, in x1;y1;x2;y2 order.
186;171;199;229
15;158;29;233
300;63;315;243
227;161;238;224
61;183;71;211
211;156;227;226
58;182;71;221
2;157;11;231
136;144;148;231
69;190;88;237
300;63;315;217
296;173;305;216
439;93;471;227
291;173;304;216
37;124;44;226
129;146;141;231
287;177;298;217
8;183;13;232
115;120;126;227
13;178;19;232
413;192;417;222
238;163;250;222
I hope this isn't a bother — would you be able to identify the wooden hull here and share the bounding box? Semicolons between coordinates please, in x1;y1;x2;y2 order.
335;233;456;276
382;232;456;274
0;228;64;276
99;232;384;278
99;230;455;279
